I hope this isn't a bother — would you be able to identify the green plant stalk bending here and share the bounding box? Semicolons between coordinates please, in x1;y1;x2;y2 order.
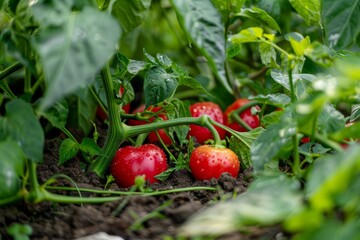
0;62;23;81
90;63;125;176
287;62;301;176
230;101;260;131
45;185;217;196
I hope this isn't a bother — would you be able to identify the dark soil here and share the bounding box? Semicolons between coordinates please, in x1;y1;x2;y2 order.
0;135;283;240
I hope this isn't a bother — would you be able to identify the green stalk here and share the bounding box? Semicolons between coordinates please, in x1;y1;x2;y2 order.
229;101;260;131
60;126;78;143
287;61;296;103
43;191;122;204
24;42;32;94
287;62;301;176
90;64;125;176
26;162;45;204
0;81;16;100
45;186;217;196
0;62;23;80
123;115;219;142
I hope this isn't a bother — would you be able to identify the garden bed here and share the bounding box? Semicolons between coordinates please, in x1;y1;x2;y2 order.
0;137;284;240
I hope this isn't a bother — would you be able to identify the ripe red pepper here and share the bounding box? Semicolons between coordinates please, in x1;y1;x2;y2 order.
189;145;240;180
110;144;168;188
188;102;226;144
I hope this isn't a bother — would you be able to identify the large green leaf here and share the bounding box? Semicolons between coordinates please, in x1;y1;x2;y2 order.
31;1;121;110
144;67;177;107
257;0;291;22
289;0;320;26
40;100;69;129
237;7;281;32
251;115;297;172
180;173;302;236
270;69;316;98
171;0;233;94
306;145;360;211
230;27;263;44
0;140;25;176
228;128;265;169
322;0;360;49
317;104;345;134
111;0;151;34
250;93;291;107
0;99;44;163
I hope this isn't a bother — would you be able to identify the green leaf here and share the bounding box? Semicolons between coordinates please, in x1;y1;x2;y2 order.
304;41;336;67
171;0;233;94
228;128;265;169
270;69;316;98
251;117;297;172
180;173;302;236
237;7;281;32
322;0;360;49
259;42;278;67
31;2;121;110
230;27;263;44
0;10;12;30
350;104;360;122
226;40;242;59
127;59;148;75
257;0;291;23
0;140;25;176
0;99;44;163
289;36;311;56
250;93;291;107
289;0;320;26
40;100;69;129
177;76;214;98
59;138;79;165
317;104;346;134
79;137;102;157
111;0;151;34
261;110;283;128
306;145;360;211
144;67;177;107
156;53;172;69
167;99;191;146
7;223;33;240
295;93;328;135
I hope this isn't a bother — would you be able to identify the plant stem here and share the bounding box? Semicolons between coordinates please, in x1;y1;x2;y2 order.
230;101;260;131
0;81;16;100
0;62;23;80
90;64;125;177
26;162;45;204
24;42;32;94
123;115;221;143
287;61;301;176
287;62;296;103
60;126;78;143
45;186;217;196
43;191;122;204
262;39;290;58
